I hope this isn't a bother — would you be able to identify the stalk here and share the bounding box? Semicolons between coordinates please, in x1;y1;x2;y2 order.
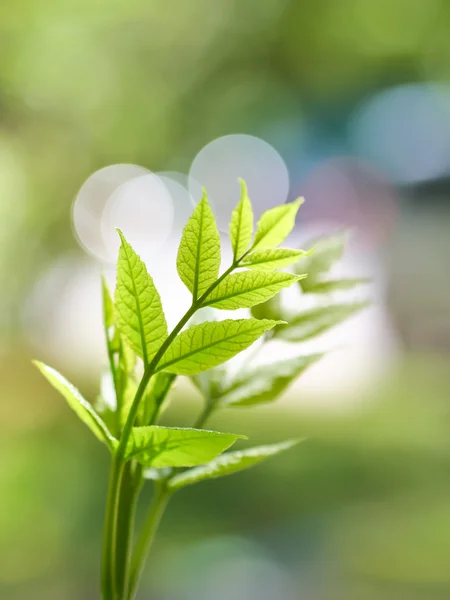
127;483;171;600
101;261;239;599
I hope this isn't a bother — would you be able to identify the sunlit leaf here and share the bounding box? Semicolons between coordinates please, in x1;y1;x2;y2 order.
157;318;282;375
217;354;323;407
34;362;117;452
115;231;168;366
275;302;369;342
177;192;221;300
251;198;303;251
204;271;303;310
230;179;253;261
296;232;347;292
302;278;370;294
241;248;308;271
125;426;246;468
168;440;301;491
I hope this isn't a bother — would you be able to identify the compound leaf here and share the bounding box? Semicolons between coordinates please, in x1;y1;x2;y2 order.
275;302;369;342
240;248;308;271
34;362;117;452
157;318;282;375
251;198;303;251
115;232;168;366
230;179;253;261
177;192;221;300
168;440;300;491
217;354;323;407
125;426;245;468
204;270;303;310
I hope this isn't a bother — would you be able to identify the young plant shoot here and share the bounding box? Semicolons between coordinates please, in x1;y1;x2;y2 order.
35;180;368;600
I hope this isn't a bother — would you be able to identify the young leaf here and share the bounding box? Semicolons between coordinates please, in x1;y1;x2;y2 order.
34;362;117;452
125;426;246;468
301;278;370;294
217;354;323;407
203;271;304;310
230;179;253;261
177;192;221;300
168;440;300;491
101;276;114;330
250;295;284;321
156;318;282;375
142;372;176;424
251;198;303;251
275;301;369;342
296;231;347;291
240;248;308;271
115;232;168;365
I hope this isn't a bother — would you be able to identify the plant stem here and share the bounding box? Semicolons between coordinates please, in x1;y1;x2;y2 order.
115;463;143;599
101;456;123;600
193;402;214;429
127;483;171;600
102;260;239;599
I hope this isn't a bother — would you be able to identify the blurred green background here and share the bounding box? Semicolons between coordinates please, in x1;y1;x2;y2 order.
2;1;450;598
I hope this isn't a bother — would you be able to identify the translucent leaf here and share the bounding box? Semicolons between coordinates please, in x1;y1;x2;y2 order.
230;179;253;261
217;354;323;407
125;426;246;468
296;232;347;291
157;318;282;375
176;191;221;300
302;278;370;294
101;276;114;330
204;271;303;310
34;362;117;452
241;248;308;271
142;372;176;424
251;198;303;251
275;302;369;342
168;440;300;491
250;295;284;321
115;231;168;365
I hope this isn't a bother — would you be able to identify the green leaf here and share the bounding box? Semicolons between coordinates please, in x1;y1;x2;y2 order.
157;318;282;375
241;248;308;271
296;232;347;291
34;361;117;452
115;231;168;366
217;354;323;407
251;198;303;251
250;295;284;321
125;426;246;468
143;372;176;424
275;302;369;342
177;191;221;300
204;271;304;310
168;440;300;491
101;276;114;330
230;179;253;261
302;278;370;294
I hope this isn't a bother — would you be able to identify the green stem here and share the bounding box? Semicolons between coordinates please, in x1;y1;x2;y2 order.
193;402;214;429
101;456;123;600
115;463;143;599
102;260;240;600
127;483;171;600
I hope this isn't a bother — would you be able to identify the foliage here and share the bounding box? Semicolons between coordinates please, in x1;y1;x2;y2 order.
34;182;369;600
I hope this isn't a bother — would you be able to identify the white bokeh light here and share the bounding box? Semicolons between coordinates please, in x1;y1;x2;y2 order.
72;164;150;262
189;134;290;232
349;83;450;184
100;173;174;264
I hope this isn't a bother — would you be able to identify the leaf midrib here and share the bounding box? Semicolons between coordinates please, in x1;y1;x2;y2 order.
193;200;205;300
204;273;296;305
122;242;149;366
156;322;271;371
